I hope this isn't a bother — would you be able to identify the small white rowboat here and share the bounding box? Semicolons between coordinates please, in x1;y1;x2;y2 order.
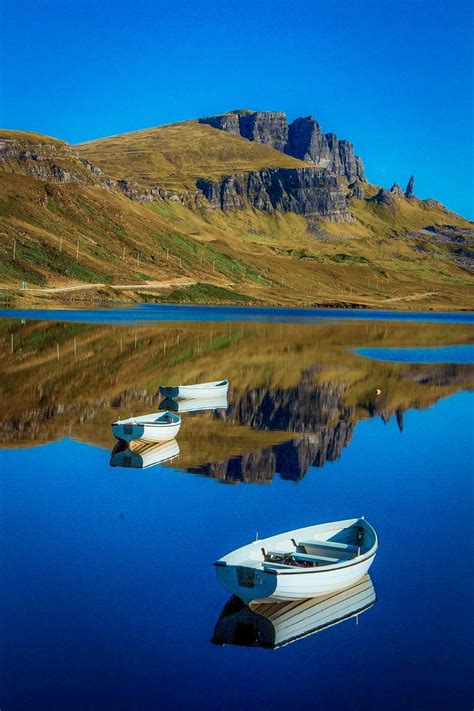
159;379;228;400
111;411;181;443
215;517;378;604
110;439;180;469
212;574;376;649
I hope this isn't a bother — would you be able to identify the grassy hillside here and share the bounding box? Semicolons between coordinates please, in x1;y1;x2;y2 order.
0;128;472;310
77;121;306;191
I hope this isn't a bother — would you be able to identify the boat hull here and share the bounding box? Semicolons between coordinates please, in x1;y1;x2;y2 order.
215;554;376;604
159;381;228;400
214;518;378;604
111;421;181;443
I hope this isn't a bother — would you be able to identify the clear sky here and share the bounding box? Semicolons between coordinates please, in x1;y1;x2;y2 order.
0;0;472;217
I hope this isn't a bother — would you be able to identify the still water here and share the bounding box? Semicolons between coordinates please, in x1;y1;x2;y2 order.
1;309;473;710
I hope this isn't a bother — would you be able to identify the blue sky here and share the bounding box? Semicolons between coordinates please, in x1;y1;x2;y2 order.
0;0;472;217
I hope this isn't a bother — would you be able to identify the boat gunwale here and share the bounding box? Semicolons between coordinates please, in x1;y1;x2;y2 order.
160;380;228;391
112;412;181;427
215;518;378;576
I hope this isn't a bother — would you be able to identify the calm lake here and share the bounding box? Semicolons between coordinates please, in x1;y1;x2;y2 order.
1;307;473;710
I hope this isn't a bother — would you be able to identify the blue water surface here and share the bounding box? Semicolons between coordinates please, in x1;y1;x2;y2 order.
1;393;473;710
1;303;473;325
355;344;474;364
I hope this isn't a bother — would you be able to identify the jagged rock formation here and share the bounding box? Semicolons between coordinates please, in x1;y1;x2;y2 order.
286;117;365;182
390;182;404;196
199;110;365;183
374;188;395;205
405;175;415;198
197;167;351;221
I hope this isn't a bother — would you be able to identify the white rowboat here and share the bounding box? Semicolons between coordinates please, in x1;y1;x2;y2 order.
212;574;376;649
215;517;378;604
110;439;180;469
111;411;181;443
159;379;228;400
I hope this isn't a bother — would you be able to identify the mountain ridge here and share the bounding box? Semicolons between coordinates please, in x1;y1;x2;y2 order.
0;110;472;311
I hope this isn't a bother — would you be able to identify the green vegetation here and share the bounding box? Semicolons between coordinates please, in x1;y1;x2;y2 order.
164;282;256;304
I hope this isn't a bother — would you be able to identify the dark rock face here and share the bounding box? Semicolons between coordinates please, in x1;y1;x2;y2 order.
199;112;241;135
199;110;366;182
405;175;415;198
349;181;365;199
239;111;289;152
390;182;404;197
200;111;289;152
374;188;395;205
197;167;351;221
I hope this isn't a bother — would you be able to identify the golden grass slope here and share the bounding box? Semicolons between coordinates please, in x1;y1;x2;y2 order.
77;120;306;190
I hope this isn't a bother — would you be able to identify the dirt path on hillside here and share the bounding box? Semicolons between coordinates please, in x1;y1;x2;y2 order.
383;291;438;303
4;277;197;293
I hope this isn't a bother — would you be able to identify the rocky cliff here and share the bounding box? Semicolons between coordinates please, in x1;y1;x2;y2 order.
0;134;112;187
199;110;365;182
197;167;351;221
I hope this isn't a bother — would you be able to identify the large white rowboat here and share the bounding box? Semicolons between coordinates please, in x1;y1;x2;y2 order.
215;517;378;604
159;379;228;400
111;411;181;443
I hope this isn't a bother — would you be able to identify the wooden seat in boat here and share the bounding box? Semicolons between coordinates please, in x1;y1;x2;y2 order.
262;561;295;570
298;539;358;553
292;552;339;564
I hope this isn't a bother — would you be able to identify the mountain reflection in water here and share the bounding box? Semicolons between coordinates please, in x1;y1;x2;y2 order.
1;318;472;483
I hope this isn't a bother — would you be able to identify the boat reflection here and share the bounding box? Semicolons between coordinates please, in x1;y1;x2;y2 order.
212;575;376;650
110;438;180;469
159;392;228;413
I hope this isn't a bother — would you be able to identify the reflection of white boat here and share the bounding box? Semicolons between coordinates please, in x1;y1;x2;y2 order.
215;518;378;604
110;439;180;469
159;392;228;413
212;574;376;649
159;380;229;400
111;411;181;443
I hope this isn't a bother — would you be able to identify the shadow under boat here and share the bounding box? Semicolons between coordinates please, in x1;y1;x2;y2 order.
159;393;228;414
110;438;180;469
212;574;376;650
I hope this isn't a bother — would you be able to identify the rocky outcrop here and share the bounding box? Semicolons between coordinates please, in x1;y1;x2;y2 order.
349;181;365;199
374;188;395;205
286;117;365;182
117;179;203;207
390;182;404;196
197;167;351;221
199;110;366;182
238;111;289;152
200;110;288;151
405;175;415;198
0;137;113;188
